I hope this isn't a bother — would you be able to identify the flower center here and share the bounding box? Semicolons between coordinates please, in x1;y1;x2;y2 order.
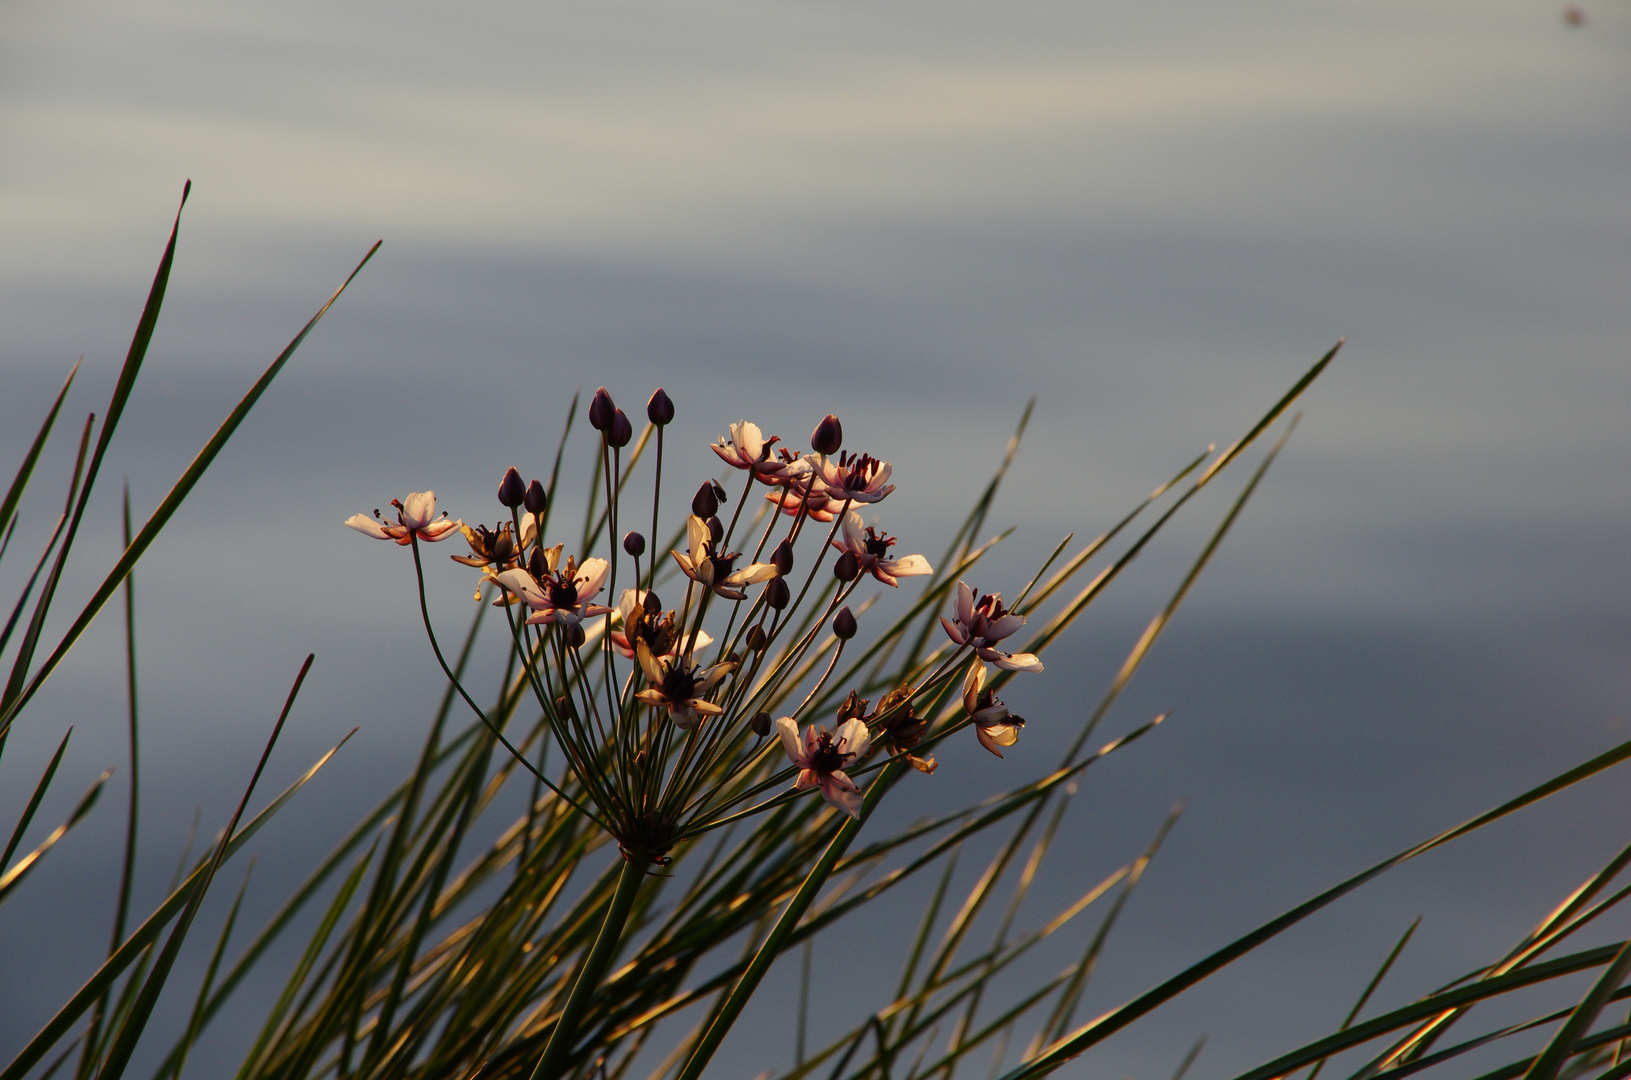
809;732;850;773
549;577;579;608
863;528;894;559
661;665;699;701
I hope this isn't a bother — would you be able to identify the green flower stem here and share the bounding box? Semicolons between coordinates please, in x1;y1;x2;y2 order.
529;853;649;1080
674;760;902;1080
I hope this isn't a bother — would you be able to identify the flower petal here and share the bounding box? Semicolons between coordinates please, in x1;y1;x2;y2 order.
882;554;933;578
401;491;436;528
834;717;871;759
345;514;391;540
991;651;1043;673
962;662;984;714
776;716;804;766
818;771;864;819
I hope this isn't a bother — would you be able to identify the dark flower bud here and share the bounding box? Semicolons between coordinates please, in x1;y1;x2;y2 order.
724;651;742;666
765;577;790;610
692;482;719;519
707;516;724;544
750;710;772;737
811;414;843;455
643;590;662;615
746;625;767;652
770;539;794;576
833;549;860;582
647;387;675;426
608;408;633;448
623;531;646;557
524;479;548;515
589;387;616;431
710;479;729;505
566;623;587;648
497;467;526;508
555;695;576;720
529;547;549;578
833;606;858;640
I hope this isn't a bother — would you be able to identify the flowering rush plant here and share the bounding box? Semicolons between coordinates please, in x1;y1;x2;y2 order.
348;389;1039;857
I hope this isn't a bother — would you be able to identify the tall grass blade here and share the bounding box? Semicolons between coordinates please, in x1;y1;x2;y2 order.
1303;918;1418;1080
0;766;107;904
1;727;72;872
0;359;79;559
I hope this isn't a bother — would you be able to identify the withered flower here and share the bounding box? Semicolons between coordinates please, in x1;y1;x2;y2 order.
962;662;1025;758
610;589;712;660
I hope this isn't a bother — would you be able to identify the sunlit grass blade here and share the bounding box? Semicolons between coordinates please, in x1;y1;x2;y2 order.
0;240;381;740
0;765;107;905
1519;936;1631;1080
1;726;72;873
174;863;253;1080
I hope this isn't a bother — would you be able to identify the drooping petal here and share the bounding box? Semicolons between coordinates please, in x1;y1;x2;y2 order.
841;510;866;551
345;514;392;540
686;515;712;568
817;770;864;819
975;723;1020;757
982;613;1026;642
776;716;805;766
722;562;777;588
941;615;969;645
989;650;1044;673
962;662;985;714
882;554;932;578
955;581;975;626
635;640;667;685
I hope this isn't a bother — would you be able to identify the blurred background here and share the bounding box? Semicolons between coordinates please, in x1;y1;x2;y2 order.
1;0;1628;1076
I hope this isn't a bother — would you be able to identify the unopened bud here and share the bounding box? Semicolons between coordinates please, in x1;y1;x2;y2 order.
589;387;616;431
497;467;526;508
746;625;767;652
707;516;724;544
833;606;858;640
623;531;646;557
566;623;587;648
608;408;633;448
750;711;772;737
724;650;742;666
528;548;549;578
770;539;794;576
647;387;675;426
691;482;719;519
524;479;548;515
811;414;843;455
492;532;515;563
833;550;860;582
555;695;576;720
643;591;662;615
765;577;790;610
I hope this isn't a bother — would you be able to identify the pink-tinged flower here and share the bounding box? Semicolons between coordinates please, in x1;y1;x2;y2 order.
777;715;872;819
610;589;712;659
962;662;1026;757
488;554;612;627
345;492;462;545
940;581;1043;672
814;451;895;505
451;522;519;571
634;641;735;729
671;515;778;600
830;512;933;587
711;421;790;484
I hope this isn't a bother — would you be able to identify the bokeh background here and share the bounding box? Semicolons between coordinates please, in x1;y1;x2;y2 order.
2;0;1629;1076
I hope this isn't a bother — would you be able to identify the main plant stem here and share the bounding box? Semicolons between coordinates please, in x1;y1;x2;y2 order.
529;854;648;1080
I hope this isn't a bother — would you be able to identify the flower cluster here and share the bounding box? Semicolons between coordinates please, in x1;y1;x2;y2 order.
345;388;1044;859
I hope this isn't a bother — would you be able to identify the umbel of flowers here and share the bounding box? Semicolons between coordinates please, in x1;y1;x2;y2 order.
345;387;1044;1078
346;389;1041;861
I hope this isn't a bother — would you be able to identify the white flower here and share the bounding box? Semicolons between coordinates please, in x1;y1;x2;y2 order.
814;451;895;505
830;512;933;587
488;555;612;627
710;421;792;484
671;515;778;600
345;491;461;545
777;715;872;819
633;641;735;729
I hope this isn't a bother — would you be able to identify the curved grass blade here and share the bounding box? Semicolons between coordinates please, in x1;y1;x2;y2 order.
0;766;107;905
0;240;381;741
0;359;78;555
1;726;72;873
